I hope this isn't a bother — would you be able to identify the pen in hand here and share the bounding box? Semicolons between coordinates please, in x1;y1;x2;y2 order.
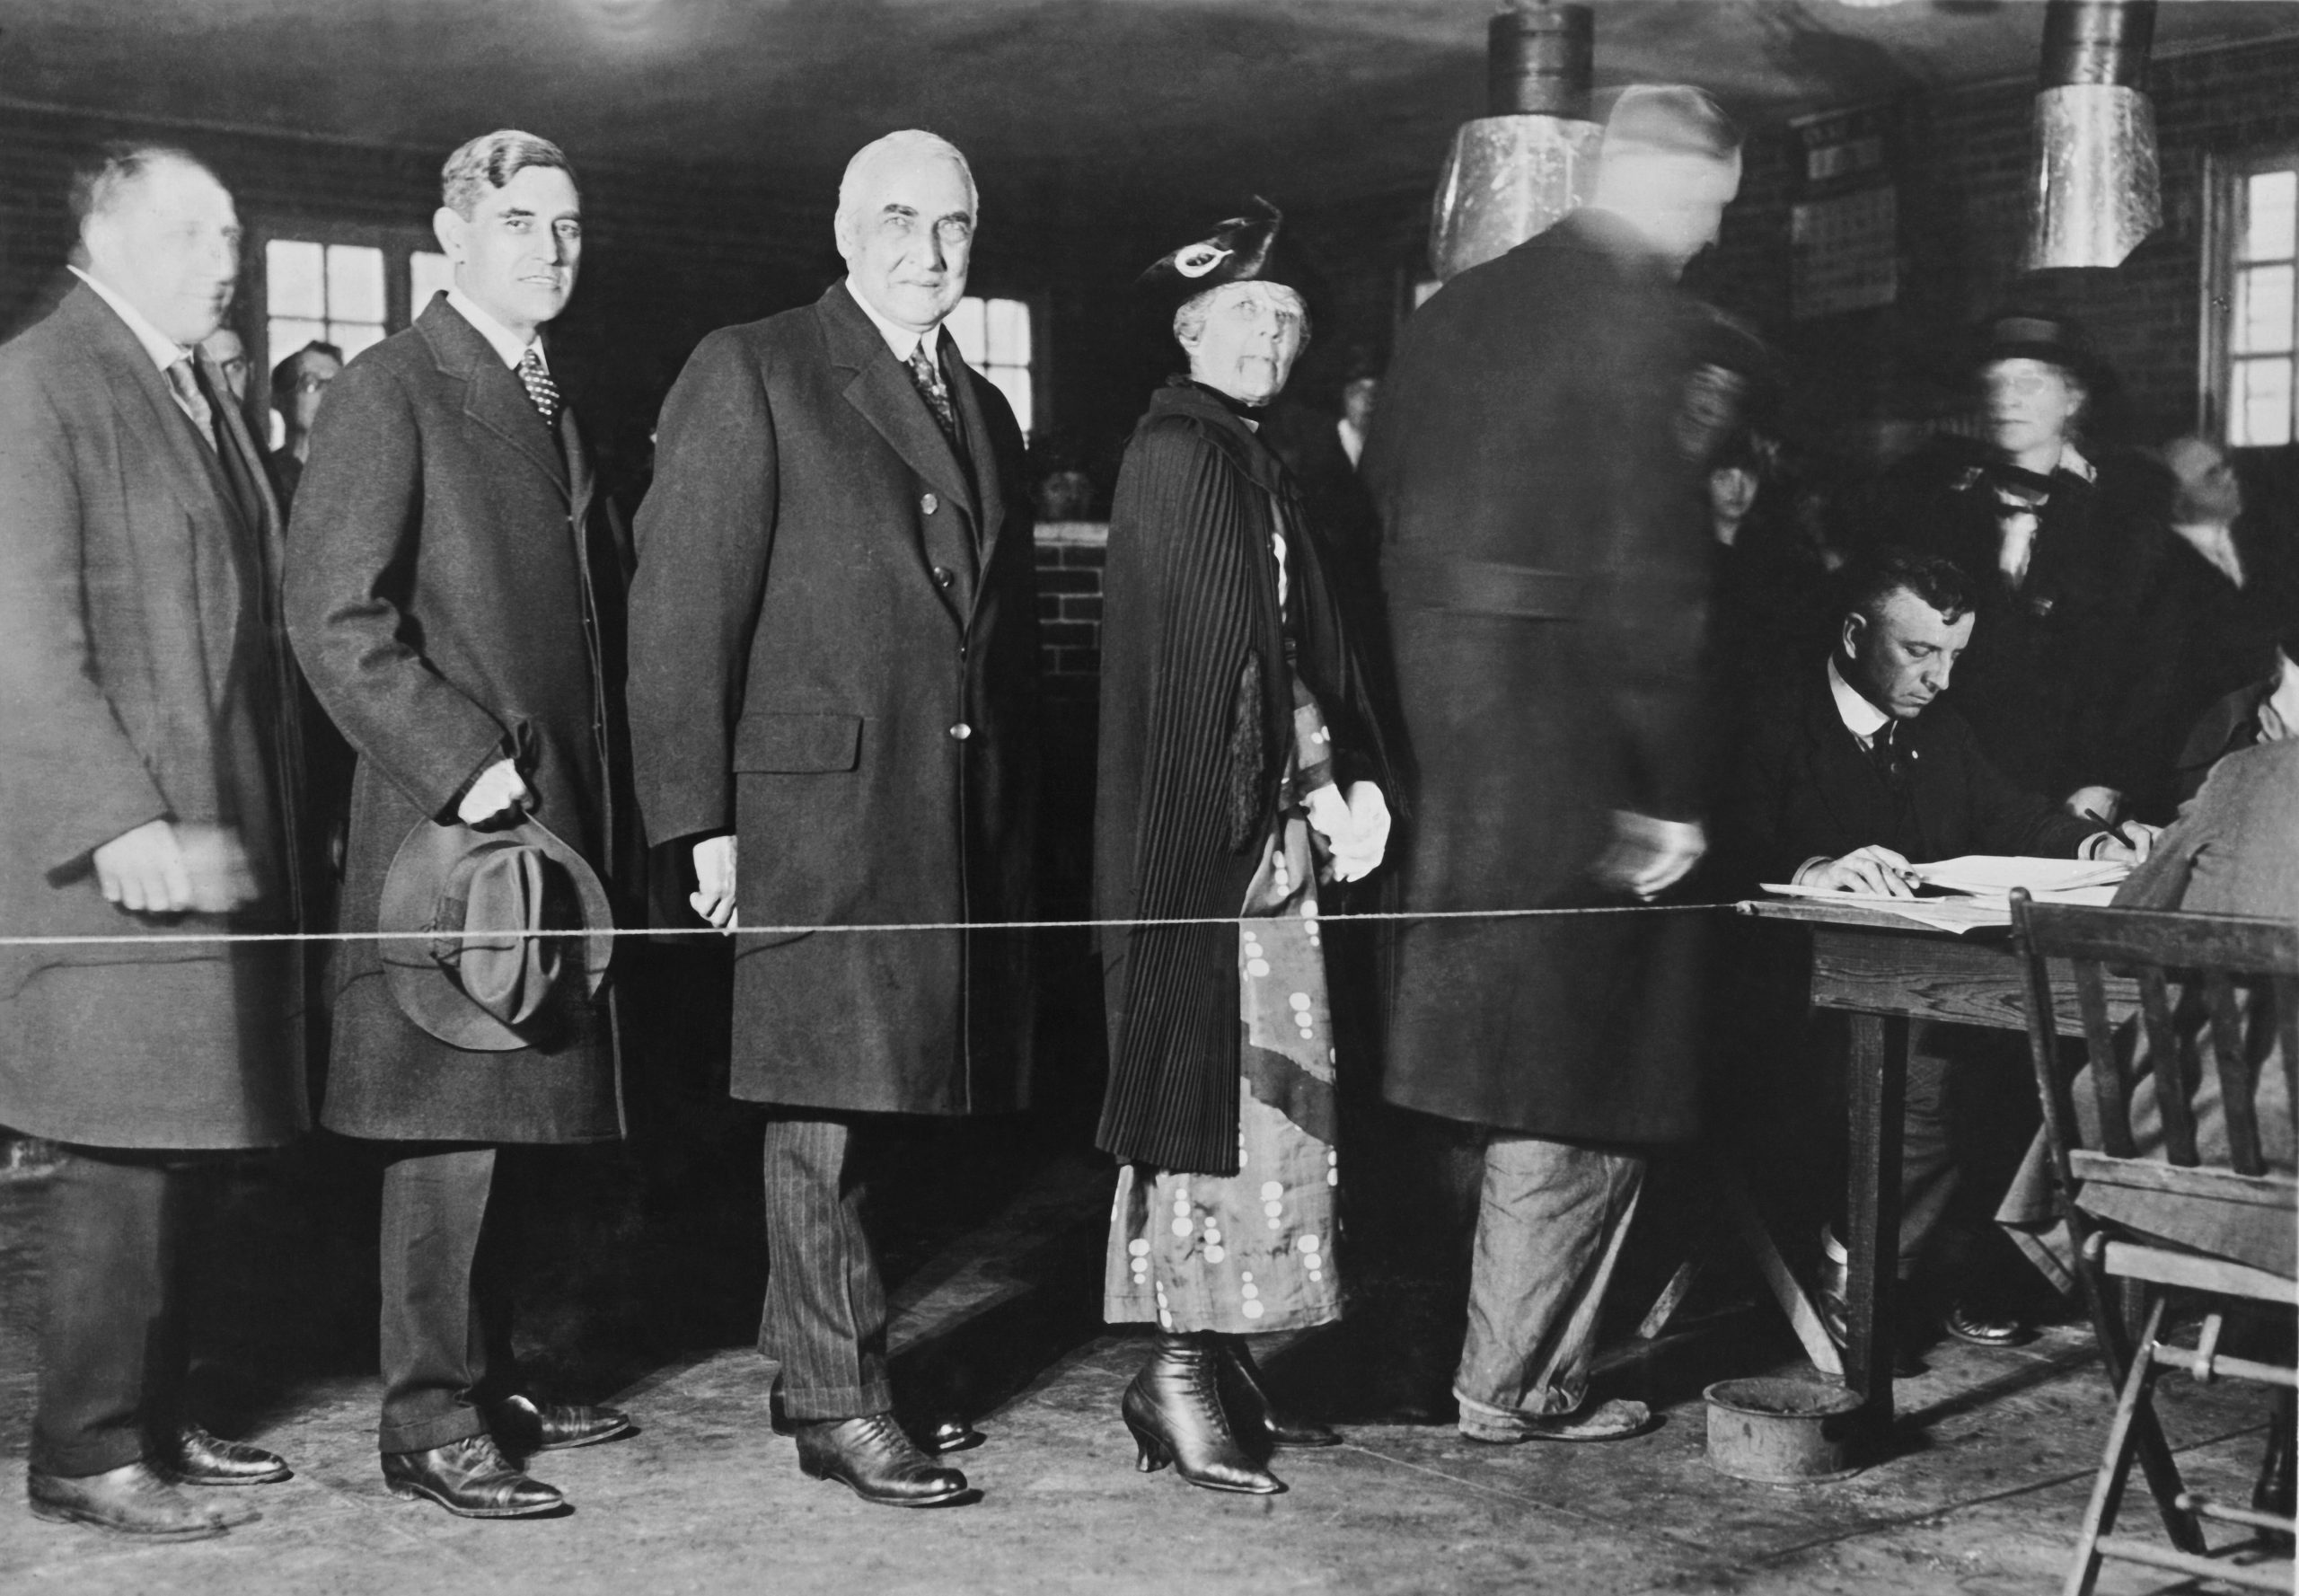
2080;808;2133;850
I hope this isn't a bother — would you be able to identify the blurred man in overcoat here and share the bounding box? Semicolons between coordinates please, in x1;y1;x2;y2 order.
628;128;1038;1509
0;144;304;1538
286;129;636;1519
1365;87;1739;1443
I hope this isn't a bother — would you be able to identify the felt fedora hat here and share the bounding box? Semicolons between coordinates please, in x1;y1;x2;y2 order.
378;815;614;1052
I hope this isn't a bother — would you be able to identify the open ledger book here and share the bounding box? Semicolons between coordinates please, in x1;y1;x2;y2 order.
1757;855;2131;934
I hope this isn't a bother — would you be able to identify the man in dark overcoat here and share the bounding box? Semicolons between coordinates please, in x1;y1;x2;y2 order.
1363;87;1739;1443
286;130;636;1519
627;128;1037;1509
0;144;304;1538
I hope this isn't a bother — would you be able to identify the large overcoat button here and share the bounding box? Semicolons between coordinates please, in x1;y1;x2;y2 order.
932;565;954;588
948;722;972;740
921;492;939;515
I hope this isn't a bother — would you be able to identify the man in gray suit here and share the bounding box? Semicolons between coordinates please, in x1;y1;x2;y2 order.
0;144;304;1539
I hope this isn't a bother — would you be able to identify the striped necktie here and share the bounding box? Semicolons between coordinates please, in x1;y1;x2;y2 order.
519;347;560;426
165;357;216;453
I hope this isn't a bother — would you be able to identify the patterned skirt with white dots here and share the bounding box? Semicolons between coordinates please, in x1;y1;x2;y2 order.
1104;811;1342;1335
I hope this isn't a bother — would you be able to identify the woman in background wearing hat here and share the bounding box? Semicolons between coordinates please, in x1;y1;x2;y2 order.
1868;312;2180;829
1092;200;1392;1495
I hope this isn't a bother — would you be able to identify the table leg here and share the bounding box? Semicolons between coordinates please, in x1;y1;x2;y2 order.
1843;1011;1907;1433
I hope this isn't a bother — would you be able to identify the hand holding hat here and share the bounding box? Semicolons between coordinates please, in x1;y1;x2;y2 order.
380;812;614;1052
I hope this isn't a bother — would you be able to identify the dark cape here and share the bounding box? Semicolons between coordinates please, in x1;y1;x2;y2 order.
1094;379;1385;1176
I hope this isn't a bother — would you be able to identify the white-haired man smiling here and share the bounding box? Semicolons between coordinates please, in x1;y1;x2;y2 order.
627;129;1041;1509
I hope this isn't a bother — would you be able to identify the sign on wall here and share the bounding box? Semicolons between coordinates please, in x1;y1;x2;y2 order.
1790;102;1898;322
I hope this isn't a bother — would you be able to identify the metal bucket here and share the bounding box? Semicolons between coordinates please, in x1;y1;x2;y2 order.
1702;1377;1865;1484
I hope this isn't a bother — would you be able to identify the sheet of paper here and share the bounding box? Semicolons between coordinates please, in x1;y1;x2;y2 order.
1755;884;2012;934
1912;855;2129;895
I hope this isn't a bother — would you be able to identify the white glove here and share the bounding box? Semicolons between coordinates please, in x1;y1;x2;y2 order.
1334;780;1391;881
1304;781;1389;884
457;757;533;826
691;833;738;928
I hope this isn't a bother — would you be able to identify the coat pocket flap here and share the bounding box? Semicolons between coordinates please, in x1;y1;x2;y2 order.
733;713;862;772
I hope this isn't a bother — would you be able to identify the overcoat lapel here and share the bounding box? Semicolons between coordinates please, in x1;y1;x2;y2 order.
820;284;976;530
418;296;568;498
62;287;247;693
945;345;1009;584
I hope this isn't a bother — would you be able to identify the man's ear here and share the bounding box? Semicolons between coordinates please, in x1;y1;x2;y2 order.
432;206;464;263
1841;611;1867;658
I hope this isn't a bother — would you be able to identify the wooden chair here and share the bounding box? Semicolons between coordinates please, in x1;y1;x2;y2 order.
2011;890;2297;1596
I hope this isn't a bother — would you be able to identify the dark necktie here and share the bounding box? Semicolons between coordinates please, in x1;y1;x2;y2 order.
519;347;560;427
905;339;959;449
1867;720;1909;789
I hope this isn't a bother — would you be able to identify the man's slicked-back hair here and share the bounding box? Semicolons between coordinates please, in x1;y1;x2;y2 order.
69;141;222;231
441;129;576;219
1843;546;1976;630
835;129;978;230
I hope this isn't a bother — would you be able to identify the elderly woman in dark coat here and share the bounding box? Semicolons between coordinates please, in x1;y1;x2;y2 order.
1095;201;1391;1496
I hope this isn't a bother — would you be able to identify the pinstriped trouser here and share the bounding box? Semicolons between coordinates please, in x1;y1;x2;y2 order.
760;1115;894;1421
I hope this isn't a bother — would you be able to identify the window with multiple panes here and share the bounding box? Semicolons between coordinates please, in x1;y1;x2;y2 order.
947;295;1035;436
2211;154;2299;447
264;239;388;366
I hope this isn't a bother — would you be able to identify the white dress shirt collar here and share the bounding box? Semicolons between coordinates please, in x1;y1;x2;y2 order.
1337;416;1366;468
68;266;187;371
845;277;946;365
1828;656;1891;744
445;287;546;371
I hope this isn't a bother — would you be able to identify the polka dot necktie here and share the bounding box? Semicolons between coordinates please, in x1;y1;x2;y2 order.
905;340;959;449
519;346;560;427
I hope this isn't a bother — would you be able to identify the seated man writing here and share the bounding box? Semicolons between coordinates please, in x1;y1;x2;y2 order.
1727;548;2158;1364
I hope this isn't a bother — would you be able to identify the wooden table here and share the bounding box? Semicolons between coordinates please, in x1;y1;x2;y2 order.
1739;897;2139;1430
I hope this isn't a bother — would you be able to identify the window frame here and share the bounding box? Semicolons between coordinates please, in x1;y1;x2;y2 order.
243;214;440;388
2201;143;2299;447
947;291;1044;440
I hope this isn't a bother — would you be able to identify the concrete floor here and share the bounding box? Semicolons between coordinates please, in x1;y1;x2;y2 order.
0;1149;2289;1596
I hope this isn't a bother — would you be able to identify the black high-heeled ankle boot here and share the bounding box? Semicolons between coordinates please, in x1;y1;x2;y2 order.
1121;1332;1285;1495
1220;1336;1342;1448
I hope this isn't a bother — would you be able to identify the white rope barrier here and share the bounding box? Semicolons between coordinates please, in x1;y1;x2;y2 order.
0;901;1727;948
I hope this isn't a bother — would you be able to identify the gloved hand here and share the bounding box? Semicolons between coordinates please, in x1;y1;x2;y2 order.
1303;781;1390;884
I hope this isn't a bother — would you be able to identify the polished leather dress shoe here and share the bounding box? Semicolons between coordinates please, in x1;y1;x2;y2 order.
1123;1333;1285;1495
1220;1337;1341;1448
1941;1299;2032;1348
795;1413;972;1508
771;1379;978;1454
492;1394;635;1451
172;1424;291;1486
383;1434;566;1519
28;1460;255;1538
917;1418;986;1455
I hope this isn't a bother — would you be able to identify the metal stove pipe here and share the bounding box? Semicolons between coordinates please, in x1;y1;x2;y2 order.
1428;3;1601;283
2023;0;2162;270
